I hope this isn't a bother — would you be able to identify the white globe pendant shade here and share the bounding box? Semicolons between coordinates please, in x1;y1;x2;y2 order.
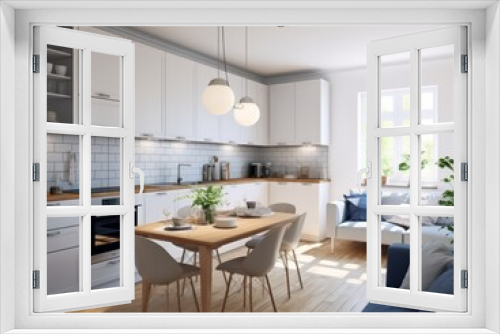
234;96;260;126
202;78;235;115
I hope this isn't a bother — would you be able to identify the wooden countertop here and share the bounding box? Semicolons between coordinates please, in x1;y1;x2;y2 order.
47;178;330;202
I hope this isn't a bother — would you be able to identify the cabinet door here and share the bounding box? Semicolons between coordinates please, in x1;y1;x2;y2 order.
91;52;121;127
47;247;79;295
174;189;193;213
135;43;164;137
165;53;196;140
269;83;295;145
241;80;259;145
218;74;243;143
195;64;220;142
223;184;246;208
295;80;329;145
243;182;268;206
256;83;269;145
293;183;320;240
144;192;176;224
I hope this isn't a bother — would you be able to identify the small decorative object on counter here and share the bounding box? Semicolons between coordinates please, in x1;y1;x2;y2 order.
212;156;220;181
202;164;213;182
300;166;310;179
190;185;226;224
263;163;272;178
221;161;230;180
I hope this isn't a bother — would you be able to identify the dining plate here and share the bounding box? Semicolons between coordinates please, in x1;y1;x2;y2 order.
164;225;193;231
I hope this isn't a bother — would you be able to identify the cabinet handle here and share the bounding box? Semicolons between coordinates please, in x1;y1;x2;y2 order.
247;142;253;145
47;203;61;206
141;133;154;137
156;192;167;196
176;136;186;140
302;141;312;145
301;183;313;186
47;231;62;237
229;141;236;144
204;138;213;142
277;142;286;145
106;260;120;265
94;93;110;99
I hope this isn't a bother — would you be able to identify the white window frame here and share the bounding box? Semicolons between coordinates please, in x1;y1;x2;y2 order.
1;3;496;334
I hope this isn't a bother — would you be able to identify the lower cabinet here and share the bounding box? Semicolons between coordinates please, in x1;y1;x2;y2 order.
47;247;79;295
269;182;329;242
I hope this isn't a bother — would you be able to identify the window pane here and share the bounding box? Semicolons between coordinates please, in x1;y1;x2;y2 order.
419;216;454;294
380;52;410;128
47;134;80;206
47;45;80;124
420;132;454;206
91;52;122;127
91;215;121;290
380;136;411;203
420;44;454;124
47;216;81;295
91;137;122;203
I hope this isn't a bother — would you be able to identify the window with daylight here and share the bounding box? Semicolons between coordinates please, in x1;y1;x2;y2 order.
358;86;439;186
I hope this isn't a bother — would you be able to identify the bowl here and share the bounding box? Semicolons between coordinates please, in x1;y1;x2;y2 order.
54;65;67;76
172;217;187;227
214;217;237;228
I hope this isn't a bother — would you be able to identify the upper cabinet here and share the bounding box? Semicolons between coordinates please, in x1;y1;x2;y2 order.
269;83;295;145
135;43;164;137
218;73;244;144
270;79;330;146
195;64;219;143
255;82;269;146
295;80;330;145
165;53;196;140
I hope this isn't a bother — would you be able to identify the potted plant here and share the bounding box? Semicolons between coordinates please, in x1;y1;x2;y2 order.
190;185;226;224
381;167;392;186
398;151;429;186
437;156;454;241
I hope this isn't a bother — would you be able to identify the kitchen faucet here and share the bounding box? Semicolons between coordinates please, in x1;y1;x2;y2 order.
177;163;192;185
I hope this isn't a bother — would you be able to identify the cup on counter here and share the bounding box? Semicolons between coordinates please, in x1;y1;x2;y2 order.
246;201;257;209
172;217;186;227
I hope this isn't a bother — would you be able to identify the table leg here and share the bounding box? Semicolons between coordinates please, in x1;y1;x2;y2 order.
198;246;213;312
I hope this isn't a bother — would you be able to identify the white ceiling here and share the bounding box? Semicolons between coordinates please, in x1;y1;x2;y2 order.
131;25;442;76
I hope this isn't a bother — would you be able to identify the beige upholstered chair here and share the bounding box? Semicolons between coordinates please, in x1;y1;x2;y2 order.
246;213;307;299
217;225;288;312
268;202;296;214
135;236;200;312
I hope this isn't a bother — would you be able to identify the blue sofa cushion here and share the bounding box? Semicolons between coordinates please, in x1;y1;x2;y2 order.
362;302;420;312
427;266;454;295
343;193;367;221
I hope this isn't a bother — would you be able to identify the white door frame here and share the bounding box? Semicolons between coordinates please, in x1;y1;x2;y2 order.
2;4;494;333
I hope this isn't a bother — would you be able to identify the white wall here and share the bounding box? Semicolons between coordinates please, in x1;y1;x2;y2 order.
327;57;455;201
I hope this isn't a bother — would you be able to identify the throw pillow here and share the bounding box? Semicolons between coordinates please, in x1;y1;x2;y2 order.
426;267;454;294
343;193;367;221
399;241;453;291
386;214;411;229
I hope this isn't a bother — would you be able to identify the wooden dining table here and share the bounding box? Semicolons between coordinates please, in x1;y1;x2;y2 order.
134;212;296;312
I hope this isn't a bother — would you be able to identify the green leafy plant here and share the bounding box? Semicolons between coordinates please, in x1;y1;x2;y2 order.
382;167;392;177
191;185;225;210
437;156;454;207
398;151;429;172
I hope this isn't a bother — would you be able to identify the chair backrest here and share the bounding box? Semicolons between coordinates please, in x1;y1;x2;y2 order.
135;236;182;284
281;212;307;251
242;225;287;276
176;205;193;218
269;202;296;214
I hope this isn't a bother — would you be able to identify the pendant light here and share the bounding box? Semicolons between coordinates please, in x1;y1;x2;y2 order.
202;26;235;115
234;26;260;127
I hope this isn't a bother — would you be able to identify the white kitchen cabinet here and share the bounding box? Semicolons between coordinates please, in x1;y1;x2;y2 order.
218;73;244;143
240;80;259;145
174;189;193;213
195;64;220;143
144;191;176;224
295;79;330;145
269;182;329;242
256;82;269;145
269;83;295;145
269;79;330;146
165;53;196;140
47;246;80;295
135;43;164;137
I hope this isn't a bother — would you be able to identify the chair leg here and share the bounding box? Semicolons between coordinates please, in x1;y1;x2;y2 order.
283;251;291;299
330;237;335;253
215;249;228;284
221;273;233;312
180;249;186;263
189;277;200;312
292;249;304;289
166;284;170;312
142;280;151;312
176;280;182;312
265;275;278;312
243;275;247;308
249;277;253;312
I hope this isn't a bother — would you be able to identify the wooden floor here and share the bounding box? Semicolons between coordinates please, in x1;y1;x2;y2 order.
78;239;387;313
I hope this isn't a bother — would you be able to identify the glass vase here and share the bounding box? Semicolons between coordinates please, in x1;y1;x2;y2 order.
203;207;215;225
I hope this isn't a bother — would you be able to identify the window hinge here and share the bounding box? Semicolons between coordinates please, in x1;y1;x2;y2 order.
33;163;40;182
461;162;468;182
33;54;40;73
461;54;468;73
461;270;468;289
33;270;40;289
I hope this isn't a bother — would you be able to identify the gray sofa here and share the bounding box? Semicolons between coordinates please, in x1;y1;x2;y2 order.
327;190;453;253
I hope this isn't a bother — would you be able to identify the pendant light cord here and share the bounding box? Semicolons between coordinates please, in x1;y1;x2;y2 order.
245;26;248;96
217;26;220;79
222;26;229;85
